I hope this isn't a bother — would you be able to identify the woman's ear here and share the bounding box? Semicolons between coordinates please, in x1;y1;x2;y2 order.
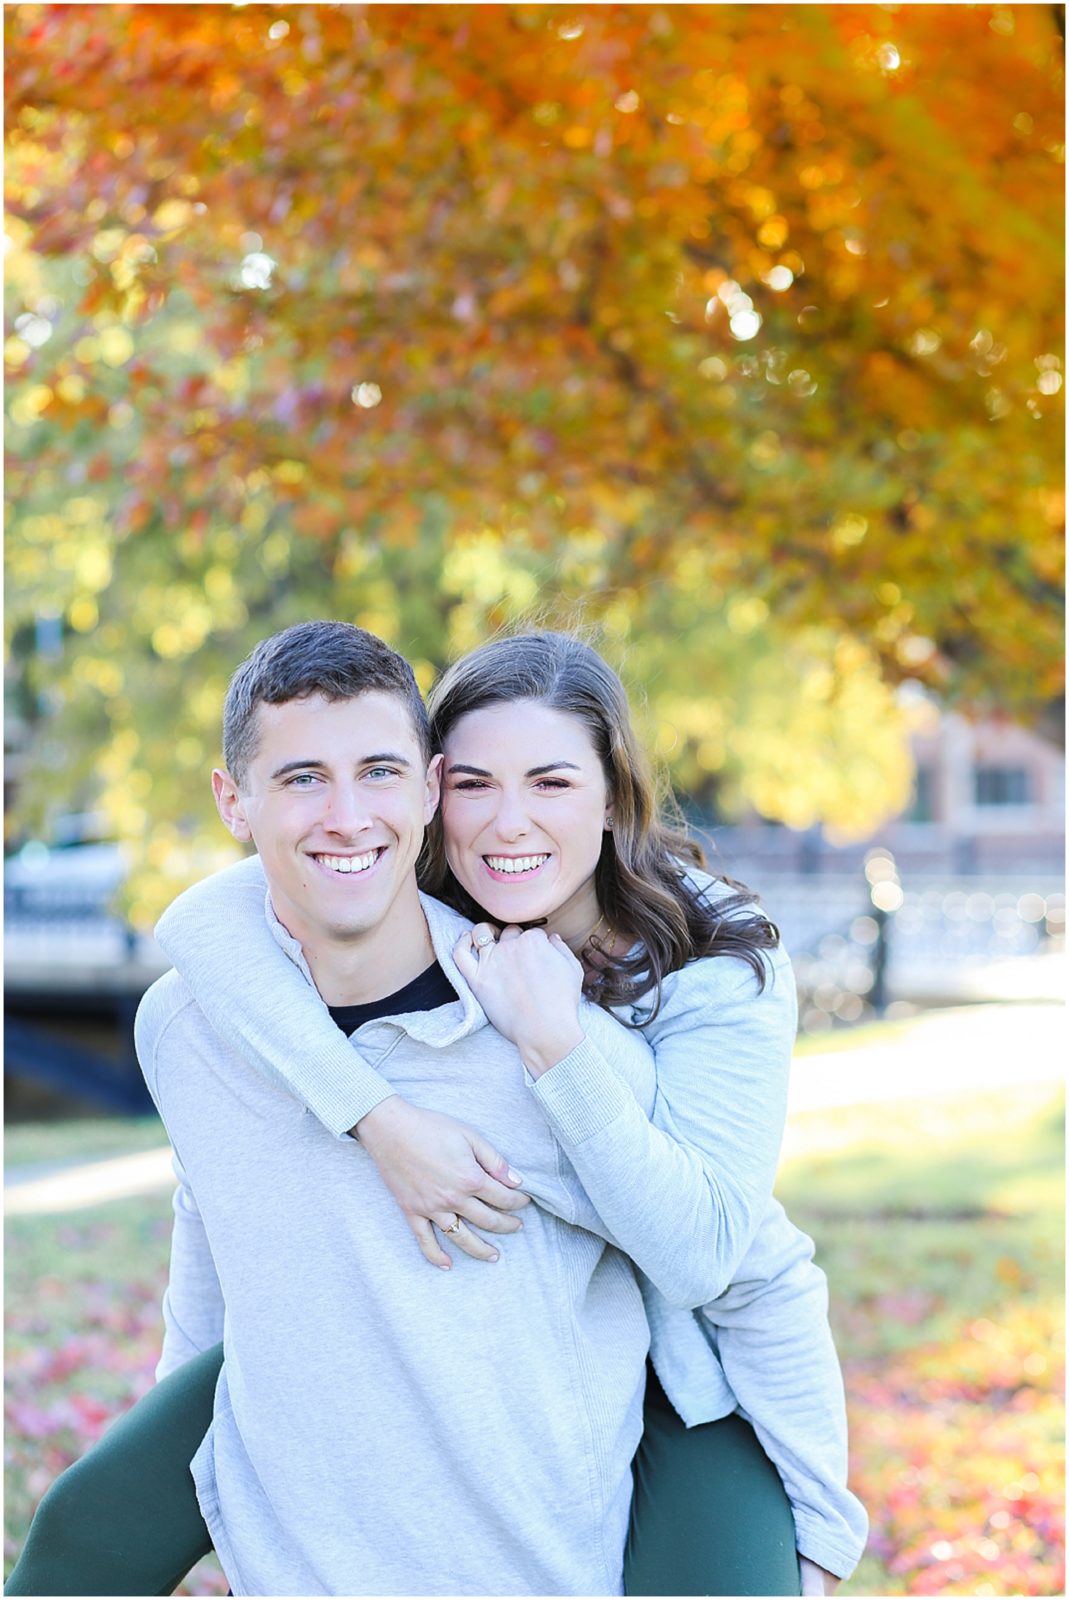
424;752;444;822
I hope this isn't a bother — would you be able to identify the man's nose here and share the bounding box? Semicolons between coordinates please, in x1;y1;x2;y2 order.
324;784;373;835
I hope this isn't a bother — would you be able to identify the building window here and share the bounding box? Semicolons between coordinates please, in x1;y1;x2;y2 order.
906;765;935;822
974;765;1031;807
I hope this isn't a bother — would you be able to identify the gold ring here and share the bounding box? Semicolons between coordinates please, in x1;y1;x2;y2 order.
443;1216;463;1235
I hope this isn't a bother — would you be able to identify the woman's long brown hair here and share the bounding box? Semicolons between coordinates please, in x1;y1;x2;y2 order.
417;631;779;1021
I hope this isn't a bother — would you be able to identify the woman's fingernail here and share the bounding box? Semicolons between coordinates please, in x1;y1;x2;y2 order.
507;1169;523;1184
489;1252;500;1263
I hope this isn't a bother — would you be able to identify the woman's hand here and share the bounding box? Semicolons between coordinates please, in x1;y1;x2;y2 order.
453;923;586;1078
354;1096;530;1269
799;1556;839;1595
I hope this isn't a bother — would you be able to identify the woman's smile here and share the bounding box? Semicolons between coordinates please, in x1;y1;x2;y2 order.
481;852;551;880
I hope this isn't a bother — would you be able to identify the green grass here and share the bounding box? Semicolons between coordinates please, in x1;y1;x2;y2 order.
5;1173;224;1594
792;1015;914;1057
778;1082;1064;1594
5;1115;167;1170
779;1081;1064;1218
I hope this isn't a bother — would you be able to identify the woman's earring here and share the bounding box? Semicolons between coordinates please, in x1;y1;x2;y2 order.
604;815;613;830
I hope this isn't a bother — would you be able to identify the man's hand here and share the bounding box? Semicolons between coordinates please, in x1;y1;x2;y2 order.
799;1555;839;1595
353;1096;530;1269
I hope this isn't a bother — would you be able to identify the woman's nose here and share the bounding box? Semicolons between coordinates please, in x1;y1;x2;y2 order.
493;792;531;840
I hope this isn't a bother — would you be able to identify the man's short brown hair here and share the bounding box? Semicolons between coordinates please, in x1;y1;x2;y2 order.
222;621;432;788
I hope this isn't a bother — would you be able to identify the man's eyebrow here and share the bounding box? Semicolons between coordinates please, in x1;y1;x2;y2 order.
447;761;581;778
270;759;325;780
269;752;412;780
362;752;413;768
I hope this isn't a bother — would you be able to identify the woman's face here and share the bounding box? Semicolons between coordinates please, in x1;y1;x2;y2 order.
440;700;612;945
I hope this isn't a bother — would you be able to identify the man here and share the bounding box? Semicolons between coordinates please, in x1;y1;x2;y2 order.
135;620;655;1596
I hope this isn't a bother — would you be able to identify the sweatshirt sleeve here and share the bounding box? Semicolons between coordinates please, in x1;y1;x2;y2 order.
529;944;796;1306
154;856;397;1137
702;1202;869;1580
134;980;226;1380
155;1155;226;1382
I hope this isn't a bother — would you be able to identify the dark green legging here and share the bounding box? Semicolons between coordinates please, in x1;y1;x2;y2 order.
6;1352;800;1597
628;1367;801;1596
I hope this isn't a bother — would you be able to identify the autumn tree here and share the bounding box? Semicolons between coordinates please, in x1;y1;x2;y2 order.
4;3;1063;913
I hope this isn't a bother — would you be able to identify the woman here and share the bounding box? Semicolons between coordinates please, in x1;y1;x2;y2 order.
7;631;865;1597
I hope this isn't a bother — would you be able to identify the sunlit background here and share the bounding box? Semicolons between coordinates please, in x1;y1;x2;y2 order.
4;5;1065;1596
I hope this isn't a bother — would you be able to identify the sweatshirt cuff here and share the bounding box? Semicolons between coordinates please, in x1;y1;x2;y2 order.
528;1034;631;1145
793;1513;867;1582
316;1071;398;1140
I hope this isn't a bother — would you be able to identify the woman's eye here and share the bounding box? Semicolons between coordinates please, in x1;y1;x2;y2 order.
535;779;569;791
453;779;490;791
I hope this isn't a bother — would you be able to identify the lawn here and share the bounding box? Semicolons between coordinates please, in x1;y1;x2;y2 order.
5;1076;1064;1596
4;1111;222;1595
778;1081;1064;1597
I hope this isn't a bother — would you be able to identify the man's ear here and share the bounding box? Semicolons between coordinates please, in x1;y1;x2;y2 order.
212;768;252;842
424;752;444;822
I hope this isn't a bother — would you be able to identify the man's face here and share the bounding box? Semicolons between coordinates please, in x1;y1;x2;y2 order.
213;690;441;959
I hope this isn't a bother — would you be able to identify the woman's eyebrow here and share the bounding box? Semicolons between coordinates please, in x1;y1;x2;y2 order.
447;760;582;778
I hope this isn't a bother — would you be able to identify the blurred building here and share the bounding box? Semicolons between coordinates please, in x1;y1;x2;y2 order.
699;707;1064;1027
707;709;1065;880
901;710;1064;874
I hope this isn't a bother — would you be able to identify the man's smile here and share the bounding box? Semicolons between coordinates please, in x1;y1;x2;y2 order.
311;847;387;877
